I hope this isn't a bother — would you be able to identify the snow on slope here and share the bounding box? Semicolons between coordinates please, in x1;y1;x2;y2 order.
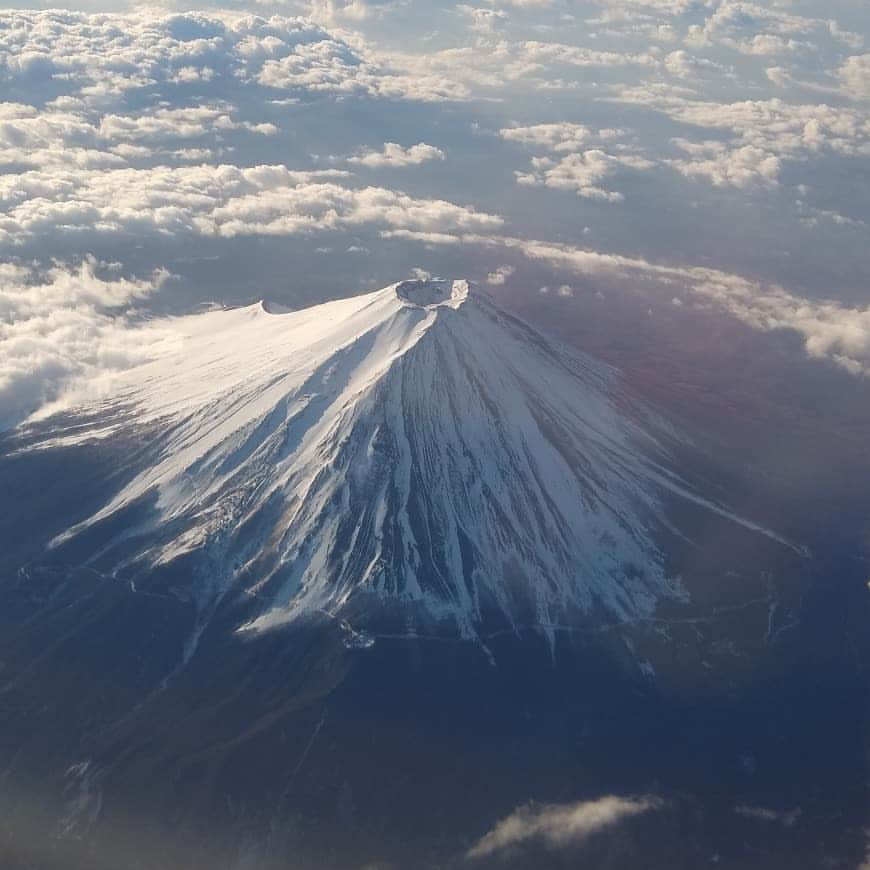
45;279;792;641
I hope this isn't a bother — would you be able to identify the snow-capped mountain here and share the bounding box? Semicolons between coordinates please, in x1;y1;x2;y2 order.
42;278;792;645
3;278;859;870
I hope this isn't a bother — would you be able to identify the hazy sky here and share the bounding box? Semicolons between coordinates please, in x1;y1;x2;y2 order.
1;0;869;427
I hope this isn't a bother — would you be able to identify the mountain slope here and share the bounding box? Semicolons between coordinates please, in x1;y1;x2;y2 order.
40;278;792;646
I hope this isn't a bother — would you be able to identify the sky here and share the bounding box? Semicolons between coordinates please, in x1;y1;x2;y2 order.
1;0;869;429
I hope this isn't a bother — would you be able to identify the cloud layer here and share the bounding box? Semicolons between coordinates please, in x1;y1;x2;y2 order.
0;259;170;429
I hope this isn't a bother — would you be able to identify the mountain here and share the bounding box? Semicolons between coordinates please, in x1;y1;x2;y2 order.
0;279;865;870
43;277;789;647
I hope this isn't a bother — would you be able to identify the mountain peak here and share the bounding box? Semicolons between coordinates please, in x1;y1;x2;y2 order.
394;277;471;309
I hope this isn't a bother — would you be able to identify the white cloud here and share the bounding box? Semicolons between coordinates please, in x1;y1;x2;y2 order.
0;163;502;245
838;54;870;100
385;230;870;378
516;150;653;201
501;123;651;201
467;795;660;859
668;139;781;188
828;21;864;52
505;236;870;375
0;10;467;105
611;91;870;187
685;3;820;57
0;100;280;172
664;50;729;79
382;40;659;96
486;264;514;285
457;5;509;35
0;258;172;430
501;122;592;151
348;141;445;168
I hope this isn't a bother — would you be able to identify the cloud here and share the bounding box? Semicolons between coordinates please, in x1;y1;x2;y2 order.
456;5;509;35
348;141;445;168
0;258;171;430
611;91;870;188
0;10;467;105
501;123;651;201
467;795;661;860
485;264;514;285
663;50;729;80
515;150;653;201
381;40;658;96
0;101;276;171
838;54;870;99
684;3;823;56
0;163;502;245
668;139;781;188
384;230;870;378
501;122;592;151
734;804;802;827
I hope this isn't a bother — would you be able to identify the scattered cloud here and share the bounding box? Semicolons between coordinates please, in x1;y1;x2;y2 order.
515;149;653;201
734;804;802;827
501;122;593;152
348;141;445;168
467;795;661;860
838;54;870;100
612;91;870;188
501;123;651;201
486;264;514;285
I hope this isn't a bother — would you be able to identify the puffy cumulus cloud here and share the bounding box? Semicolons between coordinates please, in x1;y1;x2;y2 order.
0;9;466;105
612;91;870;187
584;4;683;44
668;139;780;187
485;264;514;285
466;795;660;860
586;1;863;78
0;258;172;430
516;150;653;201
0;101;275;170
304;0;381;27
0;163;502;245
838;54;870;100
684;2;827;56
663;50;730;80
456;5;509;35
347;141;445;168
501;122;593;151
254;36;468;101
502;123;651;201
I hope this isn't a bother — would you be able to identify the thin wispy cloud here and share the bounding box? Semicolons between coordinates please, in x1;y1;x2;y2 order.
467;795;661;860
